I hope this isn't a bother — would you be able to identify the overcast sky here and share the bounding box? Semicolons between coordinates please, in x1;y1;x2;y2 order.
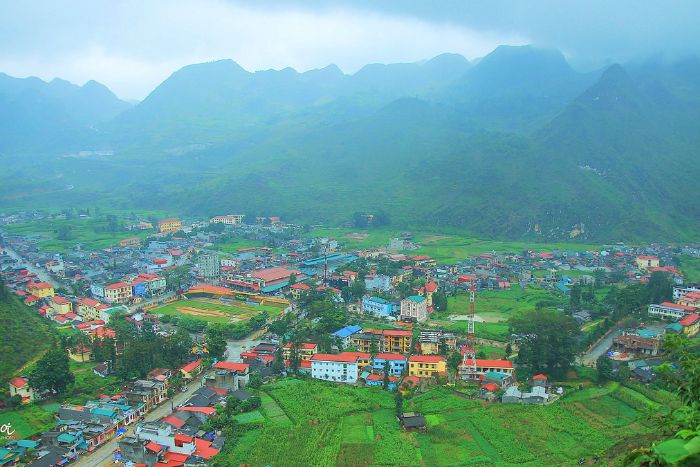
1;0;699;100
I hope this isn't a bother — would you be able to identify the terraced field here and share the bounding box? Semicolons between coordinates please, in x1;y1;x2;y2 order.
214;379;665;466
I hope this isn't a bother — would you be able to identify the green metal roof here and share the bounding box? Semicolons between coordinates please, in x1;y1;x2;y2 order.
406;295;425;303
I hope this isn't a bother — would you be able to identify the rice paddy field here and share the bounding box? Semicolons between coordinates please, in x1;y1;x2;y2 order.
154;298;286;324
213;379;666;466
307;227;601;264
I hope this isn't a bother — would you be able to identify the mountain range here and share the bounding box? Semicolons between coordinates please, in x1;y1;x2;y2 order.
1;45;699;242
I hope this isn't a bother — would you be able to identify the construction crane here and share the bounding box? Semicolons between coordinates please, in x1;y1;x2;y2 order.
460;283;477;378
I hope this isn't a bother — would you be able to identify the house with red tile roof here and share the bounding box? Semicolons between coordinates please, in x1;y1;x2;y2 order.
9;377;34;403
179;359;203;379
679;313;700;337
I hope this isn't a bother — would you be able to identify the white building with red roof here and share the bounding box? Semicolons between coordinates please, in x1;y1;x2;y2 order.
311;352;371;383
9;377;34;403
648;301;697;320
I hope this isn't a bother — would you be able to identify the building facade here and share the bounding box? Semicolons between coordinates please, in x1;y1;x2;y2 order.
400;296;428;322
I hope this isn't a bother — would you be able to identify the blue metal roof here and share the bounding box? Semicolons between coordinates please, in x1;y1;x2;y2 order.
332;325;362;338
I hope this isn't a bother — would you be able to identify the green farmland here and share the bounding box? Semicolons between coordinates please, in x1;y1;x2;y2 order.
3;215;154;252
307;227;601;264
214;379;662;466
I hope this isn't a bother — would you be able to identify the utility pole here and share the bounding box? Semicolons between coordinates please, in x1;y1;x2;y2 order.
460;283;478;379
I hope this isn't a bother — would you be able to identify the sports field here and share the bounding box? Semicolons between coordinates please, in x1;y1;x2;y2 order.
214;379;664;466
154;298;286;324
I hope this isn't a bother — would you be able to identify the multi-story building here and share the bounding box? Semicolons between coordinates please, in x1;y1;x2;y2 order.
50;296;73;314
400;296;428;322
372;353;407;376
418;330;458;355
124;380;167;411
119;237;142;247
131;273;167;296
210;214;245;225
282;342;318;362
636;255;660;270
408;355;447;378
647;302;697;320
197;253;220;279
362;296;393;317
208;361;250;390
104;282;133;304
458;359;514;380
673;284;700;301
158;218;182;233
350;329;412;354
310;352;370;384
77;298;109;321
678;313;700;337
26;281;54;298
225;266;303;293
678;292;700;308
613;329;662;356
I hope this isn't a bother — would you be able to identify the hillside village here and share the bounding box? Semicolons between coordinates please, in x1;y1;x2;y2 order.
1;211;699;466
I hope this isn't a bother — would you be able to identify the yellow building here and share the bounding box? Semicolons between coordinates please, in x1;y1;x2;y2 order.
104;282;133;303
679;314;700;337
408;355;447;378
350;329;413;354
67;346;92;362
282;342;318;361
51;296;73;314
636;255;660;270
26;281;54;298
158;218;182;233
77;298;108;321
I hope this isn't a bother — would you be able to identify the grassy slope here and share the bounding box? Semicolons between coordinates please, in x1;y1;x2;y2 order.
216;379;663;466
0;291;55;385
679;255;700;283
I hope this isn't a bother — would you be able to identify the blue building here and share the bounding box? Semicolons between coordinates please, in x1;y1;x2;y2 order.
364;373;398;390
332;325;363;348
362;296;393;317
372;353;407;376
365;274;392;292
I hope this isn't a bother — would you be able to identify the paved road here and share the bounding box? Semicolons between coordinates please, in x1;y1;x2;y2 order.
578;328;621;366
2;245;63;289
73;376;205;466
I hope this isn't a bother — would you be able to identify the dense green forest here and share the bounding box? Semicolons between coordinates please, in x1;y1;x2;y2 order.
0;282;56;384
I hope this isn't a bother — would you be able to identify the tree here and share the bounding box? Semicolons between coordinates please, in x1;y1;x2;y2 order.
247;373;263;389
383;360;391;390
447;351;462;375
596;355;613;383
395;390;404;418
647;271;672;304
29;348;75;395
106;214;119;235
288;273;297;286
432;291;448;312
352;212;368;228
504;343;512;358
56;225;73;241
510;309;581;378
205;324;227;360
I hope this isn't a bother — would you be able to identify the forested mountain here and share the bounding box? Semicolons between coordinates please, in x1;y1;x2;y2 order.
1;46;698;241
0;73;131;153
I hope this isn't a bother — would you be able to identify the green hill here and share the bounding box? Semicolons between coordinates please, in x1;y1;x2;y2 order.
0;46;699;242
0;284;56;385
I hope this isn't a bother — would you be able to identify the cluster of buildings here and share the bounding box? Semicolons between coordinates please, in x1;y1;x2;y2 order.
4;356;260;466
